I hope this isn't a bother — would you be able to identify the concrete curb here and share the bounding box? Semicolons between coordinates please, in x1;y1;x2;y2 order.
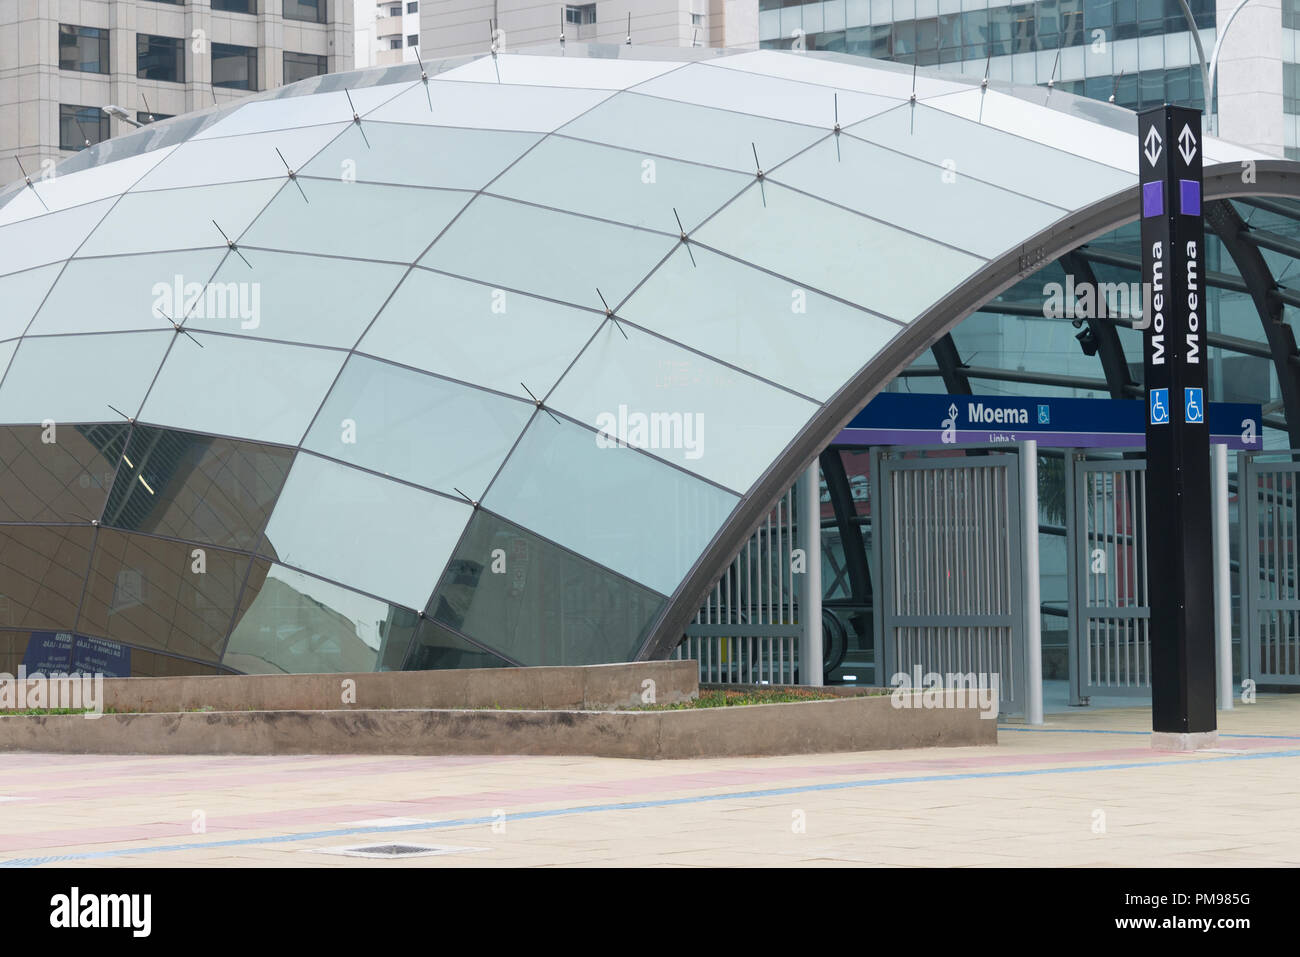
1;660;699;714
0;692;995;759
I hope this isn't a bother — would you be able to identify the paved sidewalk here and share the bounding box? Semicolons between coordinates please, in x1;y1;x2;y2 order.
1;697;1297;867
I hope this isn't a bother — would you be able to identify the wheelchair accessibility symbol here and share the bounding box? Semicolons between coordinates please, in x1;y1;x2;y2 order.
1150;388;1170;425
1185;387;1204;424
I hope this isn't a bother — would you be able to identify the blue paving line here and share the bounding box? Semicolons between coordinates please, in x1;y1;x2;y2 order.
998;726;1300;740
3;747;1299;868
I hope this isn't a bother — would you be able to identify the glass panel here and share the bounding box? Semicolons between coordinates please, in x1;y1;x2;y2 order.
139;333;346;447
619;244;900;402
0;198;115;274
59;104;110;151
0;423;128;522
75;180;283;257
922;88;1134;172
773;134;1063;258
240;180;471;263
0;331;171;426
102;426;295;551
283;51;327;83
212;43;258;91
426;509;665;665
186;250;407;348
261;452;471;609
28;250;227;335
283;0;327;23
404;618;513;670
483;416;738;595
304;355;533;498
79;529;249;663
133;124;348;191
193;85;410;139
557;90;825;172
710;47;971;100
358;268;602;397
0;264;62;340
846;103;1133;210
300;123;540;191
440;53;684;90
491;136;750;232
59;24;109;74
364;80;612;133
0;525;94;630
136;34;185;83
420;195;675;308
693;181;984;323
224;561;420;675
0;150;178;225
548;322;818;493
629;62;897;127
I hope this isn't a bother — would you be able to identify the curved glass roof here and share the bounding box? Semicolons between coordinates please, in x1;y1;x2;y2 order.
0;44;1291;674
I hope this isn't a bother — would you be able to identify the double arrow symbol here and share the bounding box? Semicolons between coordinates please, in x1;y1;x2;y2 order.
1143;126;1162;166
1178;123;1197;165
1143;122;1197;166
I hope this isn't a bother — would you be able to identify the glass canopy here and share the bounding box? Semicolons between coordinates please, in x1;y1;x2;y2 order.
0;43;1294;676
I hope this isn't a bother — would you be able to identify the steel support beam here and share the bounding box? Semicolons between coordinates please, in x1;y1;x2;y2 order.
1206;199;1300;448
1060;249;1138;399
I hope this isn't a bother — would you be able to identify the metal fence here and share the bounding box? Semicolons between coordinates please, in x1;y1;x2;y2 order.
1069;458;1152;699
873;450;1024;714
1240;454;1300;686
673;485;802;684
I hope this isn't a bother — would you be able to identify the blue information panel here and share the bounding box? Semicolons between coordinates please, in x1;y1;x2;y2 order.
22;631;131;677
833;392;1261;450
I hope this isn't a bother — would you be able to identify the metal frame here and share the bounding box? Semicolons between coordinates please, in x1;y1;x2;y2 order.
640;167;1300;662
1070;457;1152;698
873;449;1025;714
1238;451;1300;687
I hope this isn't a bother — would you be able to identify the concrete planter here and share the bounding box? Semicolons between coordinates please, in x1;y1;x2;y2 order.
0;690;994;759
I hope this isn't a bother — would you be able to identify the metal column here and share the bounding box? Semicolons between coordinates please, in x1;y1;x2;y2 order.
800;460;823;686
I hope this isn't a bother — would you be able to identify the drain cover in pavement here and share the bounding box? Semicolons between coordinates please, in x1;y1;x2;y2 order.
310;843;486;859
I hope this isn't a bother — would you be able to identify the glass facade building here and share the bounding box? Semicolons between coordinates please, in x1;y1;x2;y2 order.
0;46;1296;679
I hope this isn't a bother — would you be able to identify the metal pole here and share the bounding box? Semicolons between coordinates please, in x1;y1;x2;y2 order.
800;459;824;686
1212;442;1234;709
1022;440;1044;724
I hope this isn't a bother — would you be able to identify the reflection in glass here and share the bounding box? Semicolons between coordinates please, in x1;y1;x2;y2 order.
102;426;294;551
79;529;249;663
0;525;93;630
404;618;513;670
225;561;419;674
0;424;127;523
426;509;665;665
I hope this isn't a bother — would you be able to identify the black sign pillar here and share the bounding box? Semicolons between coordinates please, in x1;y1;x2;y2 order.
1139;105;1217;742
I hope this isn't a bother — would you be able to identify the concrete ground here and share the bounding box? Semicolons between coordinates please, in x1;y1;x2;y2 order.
1;697;1297;867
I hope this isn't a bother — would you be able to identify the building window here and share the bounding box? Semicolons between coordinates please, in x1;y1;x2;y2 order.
389;37;402;49
284;51;328;84
389;5;401;15
60;104;110;151
691;13;705;26
565;4;596;25
284;0;327;23
212;43;258;91
212;0;256;12
137;35;186;83
407;2;418;12
136;111;174;125
59;25;109;74
407;34;418;46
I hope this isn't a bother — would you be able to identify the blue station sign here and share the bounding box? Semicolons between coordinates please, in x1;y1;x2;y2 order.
834;392;1262;450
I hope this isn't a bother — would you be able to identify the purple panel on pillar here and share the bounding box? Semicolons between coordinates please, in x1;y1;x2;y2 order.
1180;179;1201;216
1142;181;1164;218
